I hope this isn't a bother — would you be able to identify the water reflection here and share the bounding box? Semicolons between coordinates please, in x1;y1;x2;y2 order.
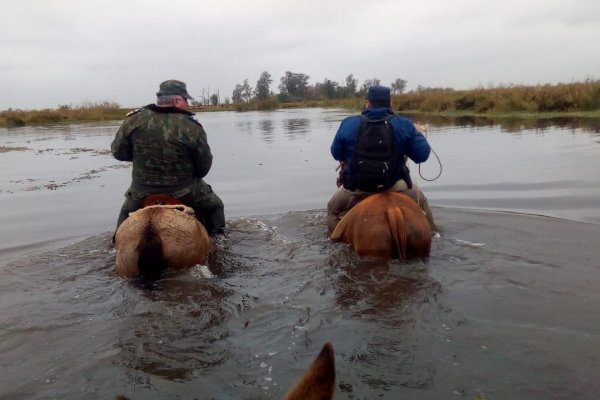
414;114;600;134
220;111;316;144
282;118;310;139
235;120;253;135
258;119;274;143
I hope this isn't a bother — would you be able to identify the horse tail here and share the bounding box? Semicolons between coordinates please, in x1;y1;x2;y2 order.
136;223;167;279
387;207;407;259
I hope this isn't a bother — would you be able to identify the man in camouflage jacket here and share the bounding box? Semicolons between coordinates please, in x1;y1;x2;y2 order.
111;79;225;236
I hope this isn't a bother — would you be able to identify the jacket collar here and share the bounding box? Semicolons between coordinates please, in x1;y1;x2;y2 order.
144;103;194;115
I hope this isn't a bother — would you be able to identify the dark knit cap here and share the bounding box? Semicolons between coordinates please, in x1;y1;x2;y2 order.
366;85;391;103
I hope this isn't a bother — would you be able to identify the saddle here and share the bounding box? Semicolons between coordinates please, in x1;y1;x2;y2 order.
142;194;183;207
141;194;195;215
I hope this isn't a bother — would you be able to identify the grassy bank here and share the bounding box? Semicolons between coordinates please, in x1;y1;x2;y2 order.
0;102;128;128
2;81;600;128
394;81;600;115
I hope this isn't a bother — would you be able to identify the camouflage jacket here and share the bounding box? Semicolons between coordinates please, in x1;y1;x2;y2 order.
111;104;213;193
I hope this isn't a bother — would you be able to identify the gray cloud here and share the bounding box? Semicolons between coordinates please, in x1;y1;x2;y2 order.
2;0;599;110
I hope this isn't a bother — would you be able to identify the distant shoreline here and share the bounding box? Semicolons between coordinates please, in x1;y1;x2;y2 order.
0;105;600;128
2;106;599;129
3;80;600;128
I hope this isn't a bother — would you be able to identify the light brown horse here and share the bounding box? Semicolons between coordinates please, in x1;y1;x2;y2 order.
114;195;213;278
330;192;432;259
284;342;336;400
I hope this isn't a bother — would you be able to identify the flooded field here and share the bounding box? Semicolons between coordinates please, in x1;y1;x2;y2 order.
1;109;599;399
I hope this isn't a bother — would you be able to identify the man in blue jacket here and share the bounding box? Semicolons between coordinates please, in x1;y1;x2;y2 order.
327;85;435;234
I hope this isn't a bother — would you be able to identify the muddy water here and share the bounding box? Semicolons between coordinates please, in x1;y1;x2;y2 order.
1;110;600;399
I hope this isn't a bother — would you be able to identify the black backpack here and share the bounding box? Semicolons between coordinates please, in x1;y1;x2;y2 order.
346;115;397;192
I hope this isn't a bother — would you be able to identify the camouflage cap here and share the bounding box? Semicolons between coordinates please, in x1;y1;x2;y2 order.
156;79;194;100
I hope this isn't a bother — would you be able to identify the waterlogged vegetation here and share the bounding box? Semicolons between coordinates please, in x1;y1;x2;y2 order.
0;101;125;128
395;80;600;115
2;79;600;128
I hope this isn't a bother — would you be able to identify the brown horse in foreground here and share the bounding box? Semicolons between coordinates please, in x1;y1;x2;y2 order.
116;342;335;400
330;192;432;259
114;195;213;278
284;342;336;400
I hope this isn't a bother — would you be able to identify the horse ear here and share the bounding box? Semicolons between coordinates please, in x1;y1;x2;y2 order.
284;342;336;400
115;345;336;399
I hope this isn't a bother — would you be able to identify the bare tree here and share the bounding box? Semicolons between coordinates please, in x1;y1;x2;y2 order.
345;74;357;96
359;78;381;96
391;78;407;94
232;84;243;103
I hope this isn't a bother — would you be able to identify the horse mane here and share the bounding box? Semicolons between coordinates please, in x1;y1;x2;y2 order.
136;222;168;279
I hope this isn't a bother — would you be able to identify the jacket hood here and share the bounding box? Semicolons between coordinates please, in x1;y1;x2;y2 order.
361;107;394;120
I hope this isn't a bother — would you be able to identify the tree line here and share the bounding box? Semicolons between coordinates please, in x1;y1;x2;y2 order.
191;71;408;106
190;71;600;116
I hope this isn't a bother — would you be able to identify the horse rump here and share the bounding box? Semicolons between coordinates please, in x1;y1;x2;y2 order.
331;192;431;259
136;223;168;279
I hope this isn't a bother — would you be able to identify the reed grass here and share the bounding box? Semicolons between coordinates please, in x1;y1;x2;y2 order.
394;80;600;115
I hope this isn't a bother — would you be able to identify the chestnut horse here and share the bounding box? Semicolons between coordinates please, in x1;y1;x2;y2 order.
114;194;213;278
330;192;432;259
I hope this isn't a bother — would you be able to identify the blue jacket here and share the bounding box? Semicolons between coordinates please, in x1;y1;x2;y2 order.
330;107;431;187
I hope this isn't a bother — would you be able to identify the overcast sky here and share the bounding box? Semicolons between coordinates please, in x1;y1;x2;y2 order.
2;0;599;110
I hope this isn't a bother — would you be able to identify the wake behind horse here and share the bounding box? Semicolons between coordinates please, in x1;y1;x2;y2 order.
331;192;432;259
114;195;213;278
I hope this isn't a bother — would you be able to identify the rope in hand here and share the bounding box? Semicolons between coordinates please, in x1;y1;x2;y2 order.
414;123;443;182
